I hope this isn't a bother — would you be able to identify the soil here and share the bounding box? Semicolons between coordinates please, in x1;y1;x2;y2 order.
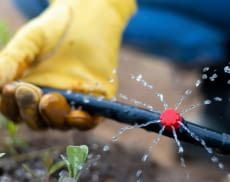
0;126;229;182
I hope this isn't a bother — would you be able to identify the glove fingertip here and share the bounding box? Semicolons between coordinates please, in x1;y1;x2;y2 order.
39;92;71;129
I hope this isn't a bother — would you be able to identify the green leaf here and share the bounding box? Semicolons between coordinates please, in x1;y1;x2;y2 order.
6;121;17;137
61;154;71;177
66;145;88;178
48;161;65;176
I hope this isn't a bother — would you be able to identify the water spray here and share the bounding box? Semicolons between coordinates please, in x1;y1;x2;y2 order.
42;87;230;155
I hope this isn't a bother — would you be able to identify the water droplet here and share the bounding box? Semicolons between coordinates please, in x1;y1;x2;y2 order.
141;154;149;162
131;74;135;79
112;136;118;142
209;73;218;81
147;85;154;89
190;105;196;109
109;78;114;83
136;169;142;178
171;127;187;169
204;99;212;105
202;74;208;79
119;93;128;100
112;69;117;74
195;79;202;87
83;97;90;103
211;156;218;163
118;127;126;134
103;145;110;152
185;89;192;95
156;93;164;103
200;140;213;154
78;164;83;170
203;67;210;72
224;66;230;74
180;123;225;171
59;170;69;178
180;157;186;168
179;147;184;153
206;147;213;154
141;80;147;87
213;97;222;102
97;96;104;101
136;74;142;82
147;105;153;111
132;99;142;106
218;163;224;169
66;90;72;94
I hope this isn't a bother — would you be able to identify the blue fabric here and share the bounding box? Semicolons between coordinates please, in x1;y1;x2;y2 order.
12;0;229;64
137;0;230;34
12;0;48;19
124;7;226;64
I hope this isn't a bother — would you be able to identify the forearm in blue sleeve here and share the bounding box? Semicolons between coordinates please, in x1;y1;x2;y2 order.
123;7;226;65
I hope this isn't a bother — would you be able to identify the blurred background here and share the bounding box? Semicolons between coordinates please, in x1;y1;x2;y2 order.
0;0;229;181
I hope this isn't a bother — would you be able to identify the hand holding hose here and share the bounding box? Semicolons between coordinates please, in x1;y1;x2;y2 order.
0;0;136;130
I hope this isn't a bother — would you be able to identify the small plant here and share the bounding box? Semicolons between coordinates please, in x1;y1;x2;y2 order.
5;121;28;154
59;145;89;182
22;145;89;181
0;116;28;154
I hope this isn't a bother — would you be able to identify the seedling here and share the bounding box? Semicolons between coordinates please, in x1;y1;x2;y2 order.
5;121;28;154
59;145;89;182
0;115;28;154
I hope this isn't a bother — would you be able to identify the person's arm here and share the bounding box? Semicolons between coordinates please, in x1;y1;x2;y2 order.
0;1;72;86
0;0;136;130
124;7;226;64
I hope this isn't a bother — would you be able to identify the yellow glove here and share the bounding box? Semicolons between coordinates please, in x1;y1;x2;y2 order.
0;0;136;130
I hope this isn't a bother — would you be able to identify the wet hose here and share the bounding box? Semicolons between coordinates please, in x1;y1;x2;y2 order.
42;87;230;155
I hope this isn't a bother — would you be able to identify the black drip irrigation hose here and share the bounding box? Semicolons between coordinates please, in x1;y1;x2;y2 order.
42;87;230;155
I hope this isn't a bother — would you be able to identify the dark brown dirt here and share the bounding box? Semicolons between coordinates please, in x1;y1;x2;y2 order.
0;125;229;182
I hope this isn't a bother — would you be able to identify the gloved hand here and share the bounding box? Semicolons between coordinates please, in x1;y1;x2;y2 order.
0;0;136;130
